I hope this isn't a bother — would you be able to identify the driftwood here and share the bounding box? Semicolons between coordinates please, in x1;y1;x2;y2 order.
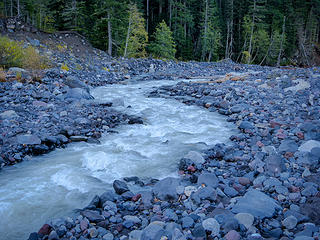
185;73;248;84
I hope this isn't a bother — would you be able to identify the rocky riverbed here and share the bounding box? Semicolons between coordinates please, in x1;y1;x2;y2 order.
22;61;320;240
1;32;320;240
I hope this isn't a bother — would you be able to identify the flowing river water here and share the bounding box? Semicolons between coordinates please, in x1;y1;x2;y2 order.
0;79;236;240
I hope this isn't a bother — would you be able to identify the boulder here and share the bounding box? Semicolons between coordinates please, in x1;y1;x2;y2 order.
113;180;129;195
81;210;105;223
197;172;219;187
64;76;89;91
299;140;320;153
184;151;205;164
232;190;282;219
16;134;41;145
153;177;180;201
0;110;18;119
65;88;93;100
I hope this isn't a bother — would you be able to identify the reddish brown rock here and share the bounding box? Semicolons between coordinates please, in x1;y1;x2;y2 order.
38;224;52;236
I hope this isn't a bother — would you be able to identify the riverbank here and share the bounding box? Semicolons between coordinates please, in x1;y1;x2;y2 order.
23;63;320;240
1;32;320;240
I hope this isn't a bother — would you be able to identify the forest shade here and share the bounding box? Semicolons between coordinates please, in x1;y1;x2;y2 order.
1;0;319;66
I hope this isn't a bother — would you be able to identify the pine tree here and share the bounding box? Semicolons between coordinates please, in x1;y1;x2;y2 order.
123;4;148;58
149;20;176;59
201;0;221;62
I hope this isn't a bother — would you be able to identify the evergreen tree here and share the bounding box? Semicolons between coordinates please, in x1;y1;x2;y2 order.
123;4;148;58
149;20;176;59
201;0;221;62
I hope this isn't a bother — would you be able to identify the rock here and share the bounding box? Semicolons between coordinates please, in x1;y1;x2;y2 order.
140;190;153;209
69;136;88;142
28;233;39;240
64;76;89;91
103;233;114;240
0;110;18;119
294;237;314;240
113;180;129;194
239;121;254;130
181;216;194;228
197;172;219;187
38;223;52;236
8;67;27;74
124;215;141;225
224;186;239;197
80;219;88;231
184;151;205;164
278;140;298;153
153;177;180;201
282;215;298;230
129;230;142;240
17;134;41;145
232;189;282;219
140;222;166;240
81;210;104;223
100;190;118;203
48;230;59;240
225;230;241;240
299;140;320;152
65;88;93;100
284;79;310;93
301;197;320;225
172;228;186;240
302;168;312;178
265;154;285;175
128;117;143;124
88;227;98;238
184;186;197;197
27;37;40;47
238;177;251;186
202;218;220;236
192;224;206;238
234;213;254;229
103;201;117;212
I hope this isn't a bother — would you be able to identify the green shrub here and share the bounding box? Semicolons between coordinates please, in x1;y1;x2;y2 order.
0;36;49;70
0;36;24;68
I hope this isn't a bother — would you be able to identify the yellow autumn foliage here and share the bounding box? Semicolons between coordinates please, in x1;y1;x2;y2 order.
0;36;50;70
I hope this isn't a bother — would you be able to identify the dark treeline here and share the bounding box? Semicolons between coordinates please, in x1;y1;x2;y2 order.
1;0;319;66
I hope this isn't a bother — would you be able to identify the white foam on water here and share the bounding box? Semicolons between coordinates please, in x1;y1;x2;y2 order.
0;79;237;240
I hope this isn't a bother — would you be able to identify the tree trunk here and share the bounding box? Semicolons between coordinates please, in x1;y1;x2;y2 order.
202;0;208;61
107;11;112;56
229;0;234;59
124;17;132;58
146;0;149;32
184;0;187;38
17;0;20;16
248;0;256;64
225;21;230;59
10;0;13;17
277;16;286;67
159;0;162;15
169;0;172;28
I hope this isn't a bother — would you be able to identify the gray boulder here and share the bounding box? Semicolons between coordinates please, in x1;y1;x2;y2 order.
113;180;129;195
16;134;41;145
64;76;89;91
197;172;219;187
0;110;18;119
232;190;282;219
299;140;320;153
65;88;93;100
141;222;167;240
153;177;180;201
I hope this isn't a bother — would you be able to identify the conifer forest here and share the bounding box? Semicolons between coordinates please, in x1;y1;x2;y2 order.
1;0;320;66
